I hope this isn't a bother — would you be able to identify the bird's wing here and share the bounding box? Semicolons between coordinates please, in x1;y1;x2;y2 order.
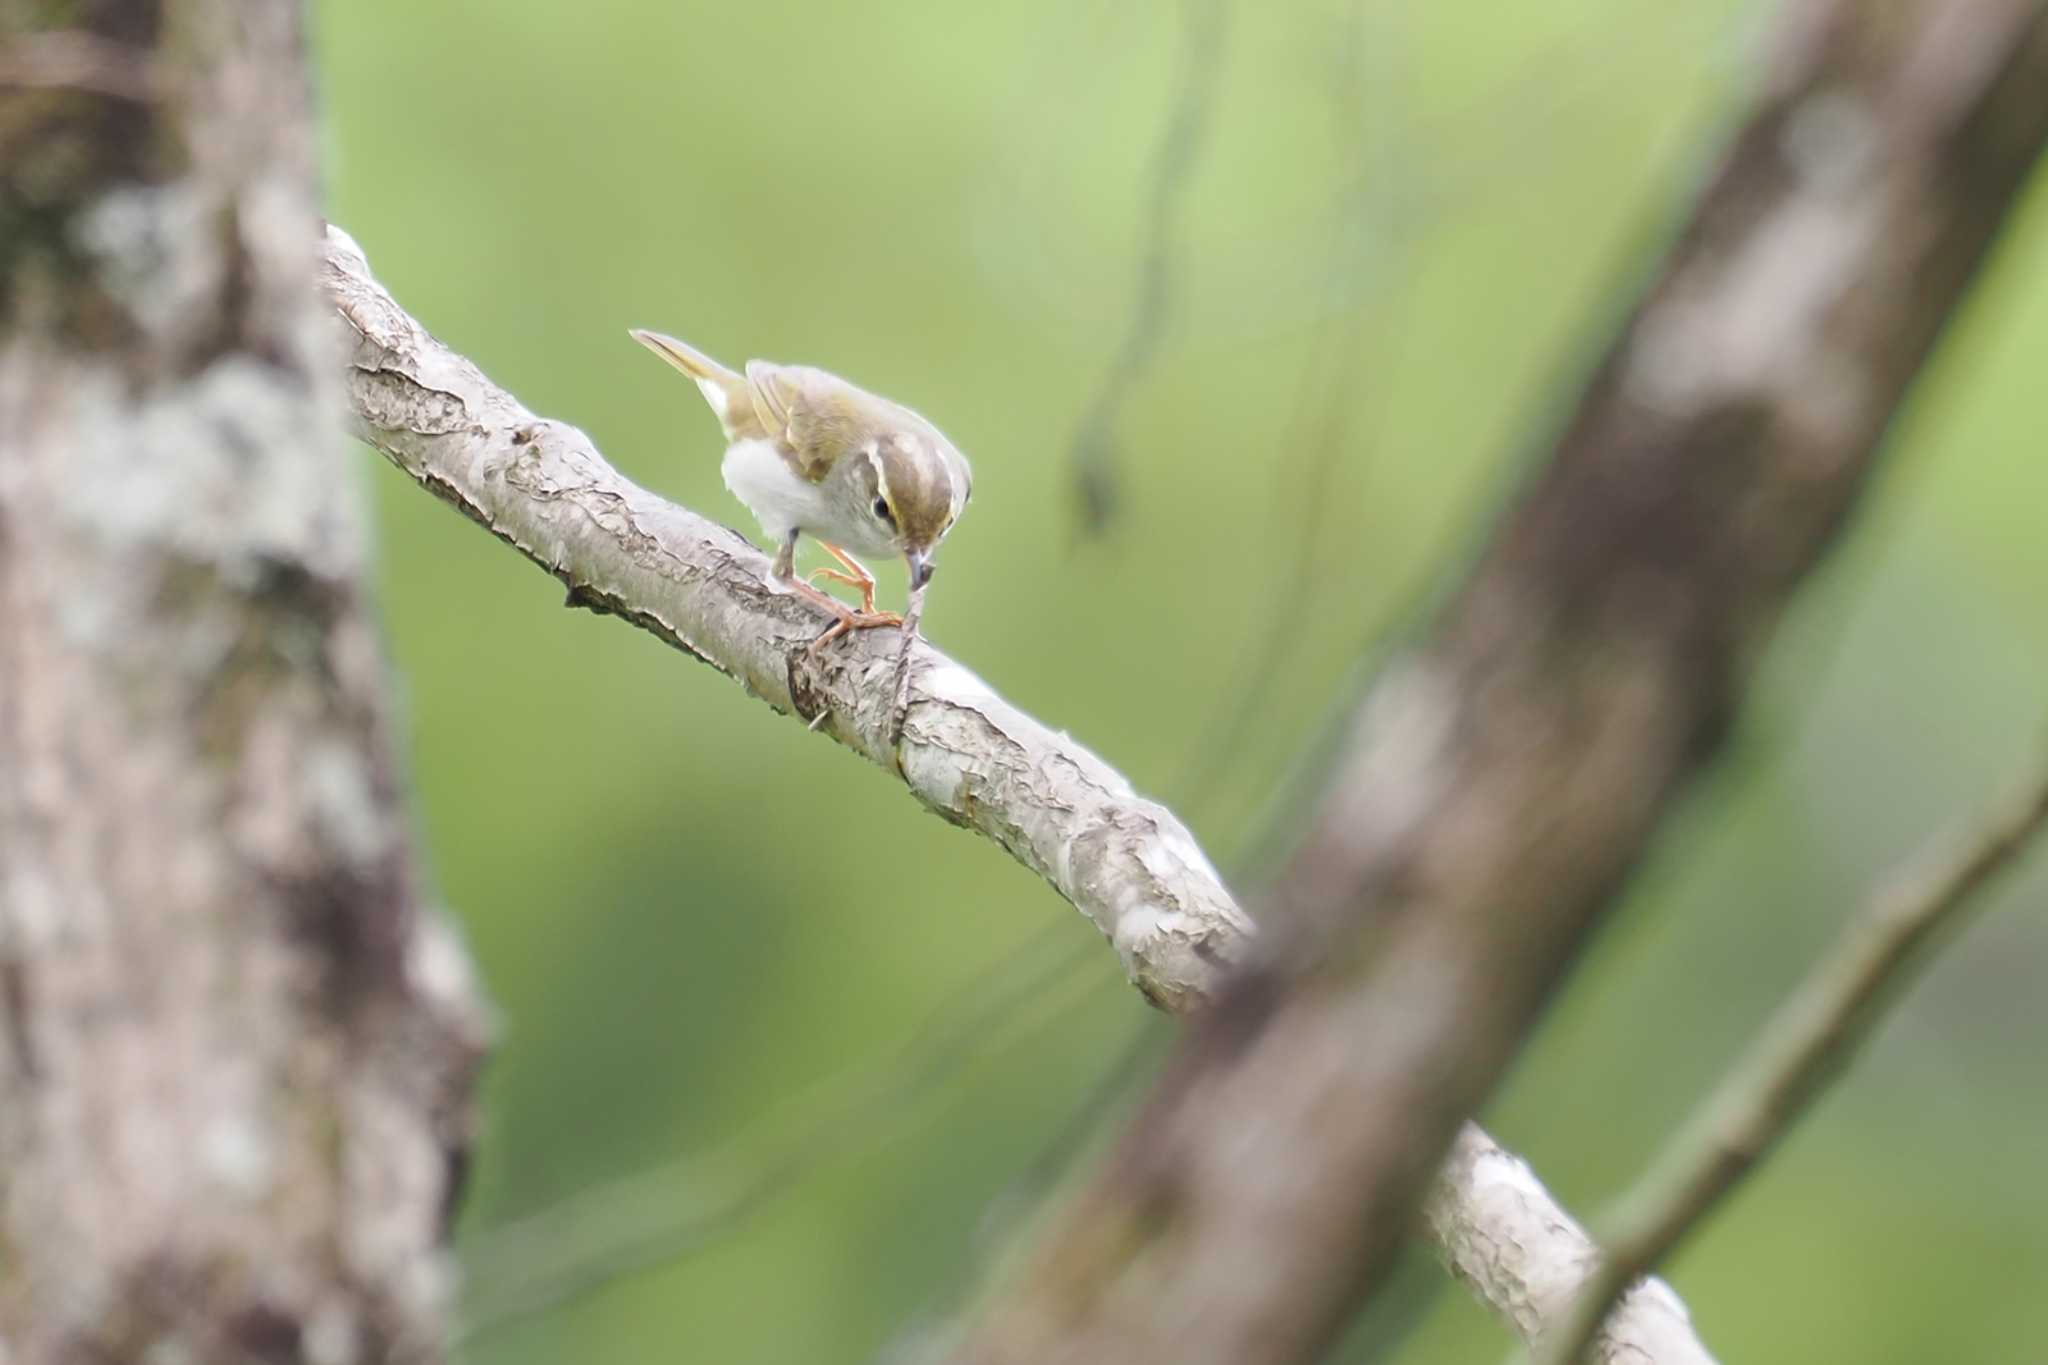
745;361;869;484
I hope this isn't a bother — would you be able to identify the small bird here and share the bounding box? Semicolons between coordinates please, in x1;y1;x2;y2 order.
630;328;971;653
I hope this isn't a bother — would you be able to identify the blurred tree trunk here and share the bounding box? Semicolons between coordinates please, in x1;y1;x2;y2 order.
955;1;2048;1361
0;4;485;1362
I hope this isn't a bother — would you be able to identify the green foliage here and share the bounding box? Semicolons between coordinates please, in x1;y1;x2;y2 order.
313;0;2048;1358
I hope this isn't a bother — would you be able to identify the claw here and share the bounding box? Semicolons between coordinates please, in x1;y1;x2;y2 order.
775;570;901;658
808;566;878;614
812;543;881;614
806;608;902;658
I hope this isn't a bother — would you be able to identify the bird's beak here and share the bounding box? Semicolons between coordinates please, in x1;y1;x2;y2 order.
907;549;935;591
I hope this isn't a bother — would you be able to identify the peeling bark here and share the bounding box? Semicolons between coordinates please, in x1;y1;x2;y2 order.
0;5;486;1362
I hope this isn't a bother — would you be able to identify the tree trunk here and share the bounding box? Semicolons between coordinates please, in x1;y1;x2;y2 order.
953;2;2048;1361
0;4;486;1361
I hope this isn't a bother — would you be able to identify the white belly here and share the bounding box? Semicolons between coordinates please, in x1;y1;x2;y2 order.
721;439;826;543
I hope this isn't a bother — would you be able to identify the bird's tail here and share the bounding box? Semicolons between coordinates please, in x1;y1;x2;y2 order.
629;328;752;437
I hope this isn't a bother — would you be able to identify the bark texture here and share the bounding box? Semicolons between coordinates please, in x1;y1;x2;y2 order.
322;228;1252;1015
0;5;486;1362
1431;1127;1713;1365
319;233;1709;1359
954;3;2048;1362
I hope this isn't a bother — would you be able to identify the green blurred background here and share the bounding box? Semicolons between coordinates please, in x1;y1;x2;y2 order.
310;0;2048;1360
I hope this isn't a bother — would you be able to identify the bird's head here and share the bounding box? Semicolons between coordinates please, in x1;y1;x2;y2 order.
839;424;971;590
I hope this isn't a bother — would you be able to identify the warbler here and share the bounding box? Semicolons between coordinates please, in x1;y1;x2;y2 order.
631;329;971;652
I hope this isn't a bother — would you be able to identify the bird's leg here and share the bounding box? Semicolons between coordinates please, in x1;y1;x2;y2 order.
772;531;902;655
808;542;875;612
807;542;902;624
772;528;800;582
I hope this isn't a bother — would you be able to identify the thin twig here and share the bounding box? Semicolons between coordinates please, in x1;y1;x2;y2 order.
1067;0;1229;534
888;1005;1164;1356
457;920;1101;1341
1538;760;2048;1365
1173;0;1769;823
1169;0;1393;815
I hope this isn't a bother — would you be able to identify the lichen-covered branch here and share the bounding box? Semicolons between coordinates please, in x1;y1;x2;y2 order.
1539;762;2048;1364
323;225;1249;1012
0;5;486;1362
319;229;1708;1359
951;3;2048;1363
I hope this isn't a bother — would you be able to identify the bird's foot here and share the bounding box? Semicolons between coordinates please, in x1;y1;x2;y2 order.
811;543;881;614
808;608;904;657
779;573;901;657
807;566;879;615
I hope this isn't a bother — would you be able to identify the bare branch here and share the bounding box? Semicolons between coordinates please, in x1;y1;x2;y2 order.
951;3;2048;1362
455;923;1099;1342
322;225;1249;1015
1431;1126;1715;1365
318;229;1711;1358
1066;0;1229;533
1540;761;2048;1364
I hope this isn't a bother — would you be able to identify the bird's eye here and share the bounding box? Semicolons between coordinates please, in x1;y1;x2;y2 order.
872;496;894;525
